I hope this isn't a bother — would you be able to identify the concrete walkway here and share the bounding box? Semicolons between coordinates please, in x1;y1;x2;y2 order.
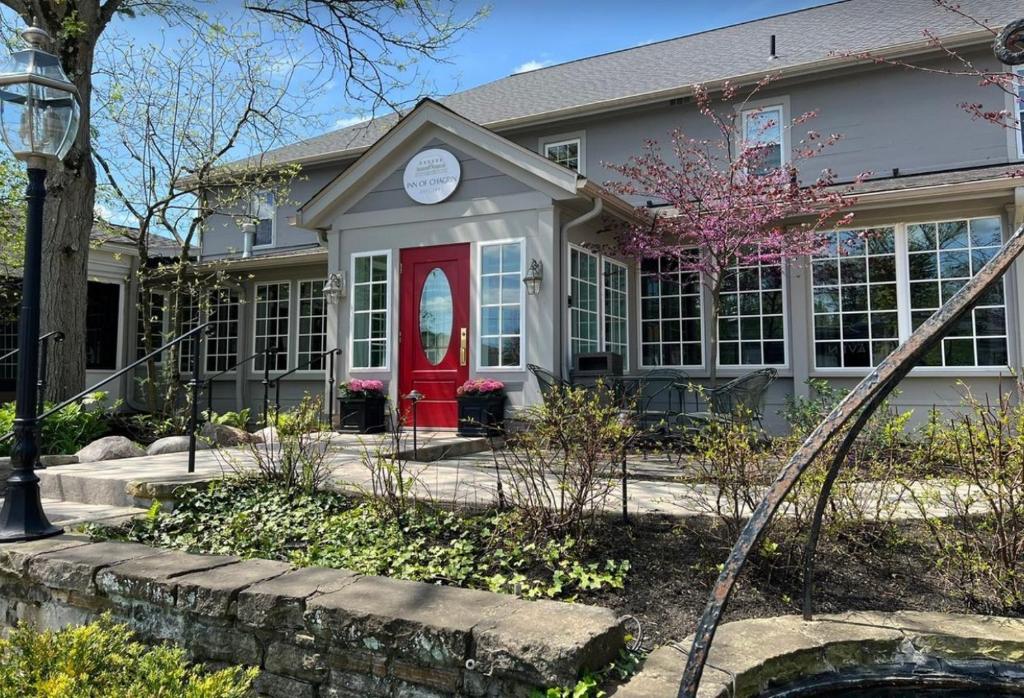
31;431;972;526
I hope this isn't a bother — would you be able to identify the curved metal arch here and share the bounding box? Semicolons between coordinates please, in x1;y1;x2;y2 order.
678;220;1024;697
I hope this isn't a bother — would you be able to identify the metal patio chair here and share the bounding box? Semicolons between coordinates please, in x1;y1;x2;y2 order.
682;367;778;430
527;364;572;404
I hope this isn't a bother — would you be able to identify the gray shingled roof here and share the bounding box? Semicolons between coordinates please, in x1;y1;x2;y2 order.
248;0;1020;168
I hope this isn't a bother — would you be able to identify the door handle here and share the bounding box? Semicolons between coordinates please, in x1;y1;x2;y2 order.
460;328;468;366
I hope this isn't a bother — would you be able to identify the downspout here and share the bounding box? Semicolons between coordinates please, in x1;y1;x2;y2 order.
558;197;603;377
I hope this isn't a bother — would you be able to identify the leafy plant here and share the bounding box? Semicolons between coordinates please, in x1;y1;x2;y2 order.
0;391;115;456
204;408;251;429
532;642;647;698
0;613;255;698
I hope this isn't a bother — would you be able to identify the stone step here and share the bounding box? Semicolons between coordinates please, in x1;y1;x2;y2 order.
0;497;146;528
326;432;500;463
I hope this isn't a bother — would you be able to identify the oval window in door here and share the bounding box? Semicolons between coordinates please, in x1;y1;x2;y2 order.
419;267;453;365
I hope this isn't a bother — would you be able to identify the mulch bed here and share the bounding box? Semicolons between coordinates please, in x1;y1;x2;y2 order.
579;513;962;648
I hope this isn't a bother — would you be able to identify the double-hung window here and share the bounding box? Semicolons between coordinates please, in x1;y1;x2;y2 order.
298;280;328;370
254;282;290;371
206;289;240;373
568;246;630;363
351;251;390;370
812;217;1008;370
640;255;702;367
543;138;582;173
479;240;523;368
177;293;201;373
741;104;785;173
252;191;275;248
719;257;786;366
136;291;166;361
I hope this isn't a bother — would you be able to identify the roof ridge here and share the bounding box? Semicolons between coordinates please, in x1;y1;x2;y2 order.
500;0;851;78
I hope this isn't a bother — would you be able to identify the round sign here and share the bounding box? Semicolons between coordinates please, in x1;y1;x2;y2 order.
403;148;461;205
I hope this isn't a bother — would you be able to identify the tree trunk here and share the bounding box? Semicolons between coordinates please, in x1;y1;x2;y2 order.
708;279;722;389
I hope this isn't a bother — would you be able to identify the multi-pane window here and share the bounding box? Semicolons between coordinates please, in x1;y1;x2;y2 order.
0;295;17;385
252;191;275;247
544;139;581;172
479;241;522;368
206;289;240;373
1016;66;1023;159
813;227;898;368
741;104;784;173
719;258;785;366
351;252;390;369
640;255;702;367
177;294;201;373
254;282;290;371
569;247;600;357
908;217;1007;367
603;259;628;361
298;280;328;369
136;291;166;360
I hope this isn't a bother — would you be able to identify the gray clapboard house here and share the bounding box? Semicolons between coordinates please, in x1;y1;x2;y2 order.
152;0;1024;431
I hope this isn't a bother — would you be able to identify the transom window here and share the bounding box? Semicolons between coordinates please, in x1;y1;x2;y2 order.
907;218;1007;367
254;282;290;371
298;280;328;369
741;104;784;173
351;251;390;370
812;217;1008;370
813;227;898;369
719;258;786;366
640;255;702;367
206;289;240;373
479;240;523;369
544;138;581;173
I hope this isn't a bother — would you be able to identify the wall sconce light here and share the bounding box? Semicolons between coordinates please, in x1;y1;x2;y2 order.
323;271;347;303
522;259;543;296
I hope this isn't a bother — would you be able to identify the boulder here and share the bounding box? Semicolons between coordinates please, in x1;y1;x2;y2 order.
200;423;251;447
75;436;146;463
252;426;278;444
146;435;212;456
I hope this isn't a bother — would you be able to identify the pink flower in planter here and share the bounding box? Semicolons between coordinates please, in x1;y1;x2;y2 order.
342;378;385;396
457;378;505;397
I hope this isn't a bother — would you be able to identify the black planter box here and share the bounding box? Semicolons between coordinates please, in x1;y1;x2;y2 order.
337;395;387;434
457;393;506;437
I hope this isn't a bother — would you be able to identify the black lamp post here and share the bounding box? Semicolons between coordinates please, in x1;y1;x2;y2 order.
0;25;81;542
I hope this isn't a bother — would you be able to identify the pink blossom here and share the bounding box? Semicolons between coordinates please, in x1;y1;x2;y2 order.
457;378;505;397
344;378;385;396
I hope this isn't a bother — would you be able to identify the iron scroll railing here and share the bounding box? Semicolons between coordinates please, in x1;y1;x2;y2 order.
268;347;341;427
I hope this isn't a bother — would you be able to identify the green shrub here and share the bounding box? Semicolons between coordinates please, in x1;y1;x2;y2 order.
98;478;628;601
205;408;252;429
0;391;114;457
0;614;255;698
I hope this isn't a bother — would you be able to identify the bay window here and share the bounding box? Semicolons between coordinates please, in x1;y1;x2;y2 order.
719;258;786;366
351;251;390;370
569;246;630;363
479;240;523;369
812;217;1008;370
640;255;702;367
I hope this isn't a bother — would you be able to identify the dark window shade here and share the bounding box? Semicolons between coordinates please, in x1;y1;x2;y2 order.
86;281;120;370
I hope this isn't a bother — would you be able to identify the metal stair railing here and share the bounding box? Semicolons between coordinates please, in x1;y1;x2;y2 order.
0;330;64;414
0;323;211;473
268;347;342;427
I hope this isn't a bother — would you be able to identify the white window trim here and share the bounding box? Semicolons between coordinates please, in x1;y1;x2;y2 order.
349;249;392;373
539;130;586;174
476;238;526;372
1013;66;1024;160
252;191;277;250
136;290;168;366
252;280;291;375
810;217;1011;375
205;289;241;375
737;97;790;168
566;244;633;369
636;254;706;371
717;259;790;370
293;277;329;375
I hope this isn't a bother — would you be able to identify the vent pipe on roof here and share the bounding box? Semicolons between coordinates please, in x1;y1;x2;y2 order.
242;221;255;258
769;34;778;61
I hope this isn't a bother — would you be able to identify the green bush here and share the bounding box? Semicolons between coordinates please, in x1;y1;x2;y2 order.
0;614;255;698
98;478;628;601
0;391;114;457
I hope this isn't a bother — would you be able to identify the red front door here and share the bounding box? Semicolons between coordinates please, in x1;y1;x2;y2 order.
399;243;470;428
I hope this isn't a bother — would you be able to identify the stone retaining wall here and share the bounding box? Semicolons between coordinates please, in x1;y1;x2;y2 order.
0;535;625;697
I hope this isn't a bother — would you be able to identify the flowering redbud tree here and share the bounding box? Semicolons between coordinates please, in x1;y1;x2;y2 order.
606;79;865;384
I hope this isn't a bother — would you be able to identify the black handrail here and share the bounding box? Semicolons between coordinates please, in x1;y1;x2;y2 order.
0;330;64;364
204;350;264;418
0;322;211;447
269;347;342;427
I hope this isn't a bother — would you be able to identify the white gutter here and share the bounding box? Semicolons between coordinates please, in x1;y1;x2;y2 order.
557;197;604;377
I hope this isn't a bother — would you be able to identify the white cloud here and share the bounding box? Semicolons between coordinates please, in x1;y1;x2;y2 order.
513;59;552;74
334;115;367;129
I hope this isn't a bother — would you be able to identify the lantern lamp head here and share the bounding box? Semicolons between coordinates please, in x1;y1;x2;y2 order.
323;271;347;303
0;25;80;165
522;258;543;296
